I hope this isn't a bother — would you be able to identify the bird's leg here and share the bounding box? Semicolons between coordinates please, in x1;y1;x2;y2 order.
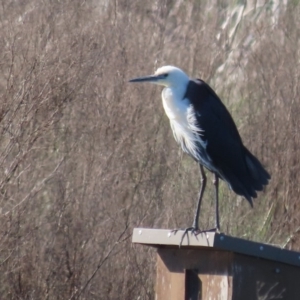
190;173;220;234
213;174;221;232
192;164;206;230
174;164;207;246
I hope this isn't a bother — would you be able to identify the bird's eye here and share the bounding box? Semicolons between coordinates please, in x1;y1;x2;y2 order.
163;73;168;78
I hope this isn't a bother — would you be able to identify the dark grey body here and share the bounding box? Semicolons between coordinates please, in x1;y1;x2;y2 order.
183;79;270;205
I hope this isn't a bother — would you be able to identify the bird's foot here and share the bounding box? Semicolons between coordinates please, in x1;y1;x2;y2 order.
171;227;200;247
197;227;220;234
171;226;221;247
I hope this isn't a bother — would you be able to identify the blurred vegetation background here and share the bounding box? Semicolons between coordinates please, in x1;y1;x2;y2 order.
0;0;300;298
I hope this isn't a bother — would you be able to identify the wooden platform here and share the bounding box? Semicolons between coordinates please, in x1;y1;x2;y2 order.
132;228;300;299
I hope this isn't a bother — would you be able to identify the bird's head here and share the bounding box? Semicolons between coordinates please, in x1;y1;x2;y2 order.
129;65;189;88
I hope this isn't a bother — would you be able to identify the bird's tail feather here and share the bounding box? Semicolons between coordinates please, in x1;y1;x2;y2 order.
222;148;270;206
225;171;256;207
244;147;270;185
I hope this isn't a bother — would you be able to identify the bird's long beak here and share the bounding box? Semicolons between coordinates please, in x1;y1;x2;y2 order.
129;74;165;83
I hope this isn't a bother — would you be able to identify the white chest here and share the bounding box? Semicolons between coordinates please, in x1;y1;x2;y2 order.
162;87;189;123
161;87;204;161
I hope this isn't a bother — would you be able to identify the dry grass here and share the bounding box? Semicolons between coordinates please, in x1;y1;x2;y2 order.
0;0;300;298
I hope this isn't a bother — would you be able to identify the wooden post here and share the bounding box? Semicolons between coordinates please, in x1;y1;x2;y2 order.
132;229;300;300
